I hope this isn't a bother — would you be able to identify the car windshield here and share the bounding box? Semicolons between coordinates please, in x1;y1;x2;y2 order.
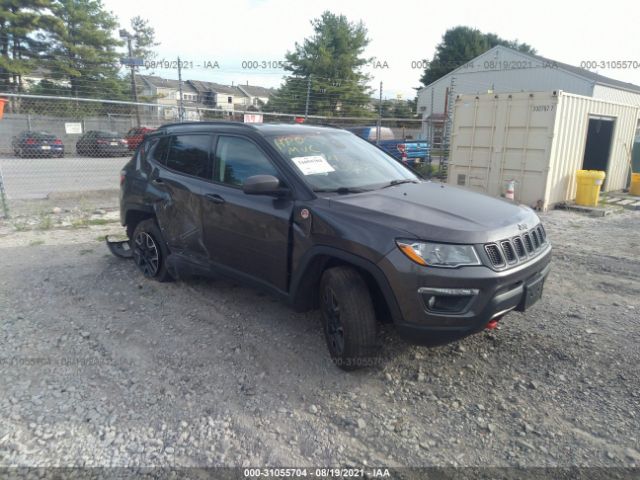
267;131;418;191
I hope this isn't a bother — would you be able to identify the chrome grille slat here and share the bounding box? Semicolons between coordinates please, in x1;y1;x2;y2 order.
484;244;505;267
513;237;526;258
501;241;516;263
523;233;533;253
531;229;540;249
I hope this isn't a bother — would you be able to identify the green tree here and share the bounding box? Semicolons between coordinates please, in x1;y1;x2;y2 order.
0;0;59;93
48;0;126;99
420;26;536;86
129;15;158;62
266;11;373;117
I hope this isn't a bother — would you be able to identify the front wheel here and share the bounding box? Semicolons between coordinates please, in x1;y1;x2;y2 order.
131;219;173;282
319;266;380;371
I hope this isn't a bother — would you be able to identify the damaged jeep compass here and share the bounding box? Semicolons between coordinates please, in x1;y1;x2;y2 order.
116;122;551;370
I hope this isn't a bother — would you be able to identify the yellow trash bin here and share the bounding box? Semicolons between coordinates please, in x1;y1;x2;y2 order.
575;170;606;206
630;173;640;196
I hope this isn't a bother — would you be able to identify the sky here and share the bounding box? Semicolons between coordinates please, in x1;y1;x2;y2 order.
104;0;640;100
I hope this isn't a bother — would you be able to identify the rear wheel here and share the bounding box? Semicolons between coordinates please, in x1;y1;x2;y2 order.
319;266;380;371
131;219;172;282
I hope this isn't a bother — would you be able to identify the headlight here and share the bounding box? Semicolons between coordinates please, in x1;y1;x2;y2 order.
396;240;481;268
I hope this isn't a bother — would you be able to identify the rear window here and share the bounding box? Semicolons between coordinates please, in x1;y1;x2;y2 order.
27;132;55;140
96;131;119;138
165;134;212;179
147;136;170;165
368;127;394;141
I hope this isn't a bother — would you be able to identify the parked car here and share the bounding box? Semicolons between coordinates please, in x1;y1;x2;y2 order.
125;127;156;151
115;122;551;370
345;126;429;165
76;131;129;157
11;131;64;158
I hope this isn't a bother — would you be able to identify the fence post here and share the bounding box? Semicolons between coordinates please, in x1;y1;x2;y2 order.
376;81;383;145
304;76;311;120
0;161;9;219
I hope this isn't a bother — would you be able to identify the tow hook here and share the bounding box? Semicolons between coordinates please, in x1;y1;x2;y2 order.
485;317;501;330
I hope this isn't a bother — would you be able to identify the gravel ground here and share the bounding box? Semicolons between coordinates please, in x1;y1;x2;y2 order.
0;206;639;469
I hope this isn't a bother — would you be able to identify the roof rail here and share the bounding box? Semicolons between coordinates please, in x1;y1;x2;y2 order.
158;121;257;130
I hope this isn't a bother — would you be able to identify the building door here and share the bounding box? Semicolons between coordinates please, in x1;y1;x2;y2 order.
582;117;615;187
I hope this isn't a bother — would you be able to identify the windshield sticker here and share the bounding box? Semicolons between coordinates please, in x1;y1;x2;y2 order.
291;155;335;175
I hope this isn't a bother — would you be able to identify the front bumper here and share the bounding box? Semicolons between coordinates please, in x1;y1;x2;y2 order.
379;244;552;344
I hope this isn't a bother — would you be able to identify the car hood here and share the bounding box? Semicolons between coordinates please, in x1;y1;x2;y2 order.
327;181;539;244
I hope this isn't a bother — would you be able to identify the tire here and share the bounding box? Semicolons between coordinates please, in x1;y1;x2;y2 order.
131;219;173;282
319;266;380;371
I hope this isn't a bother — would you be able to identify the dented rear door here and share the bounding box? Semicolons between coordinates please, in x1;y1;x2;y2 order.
150;133;214;263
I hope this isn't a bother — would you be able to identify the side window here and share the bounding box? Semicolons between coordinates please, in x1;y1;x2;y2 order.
148;136;170;165
215;136;278;187
165;134;211;179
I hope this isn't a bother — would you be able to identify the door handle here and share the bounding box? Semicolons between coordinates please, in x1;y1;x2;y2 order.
204;193;225;204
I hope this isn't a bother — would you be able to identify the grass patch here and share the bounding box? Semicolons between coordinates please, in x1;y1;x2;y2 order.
29;239;45;246
37;214;54;231
12;220;29;231
71;216;118;229
87;218;115;226
70;217;89;228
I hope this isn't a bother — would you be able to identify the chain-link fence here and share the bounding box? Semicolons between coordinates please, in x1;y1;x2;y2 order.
0;92;429;216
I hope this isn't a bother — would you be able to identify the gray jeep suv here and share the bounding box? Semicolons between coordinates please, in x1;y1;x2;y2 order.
117;122;551;370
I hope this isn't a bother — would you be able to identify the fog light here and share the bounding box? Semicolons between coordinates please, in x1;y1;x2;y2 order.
419;287;479;314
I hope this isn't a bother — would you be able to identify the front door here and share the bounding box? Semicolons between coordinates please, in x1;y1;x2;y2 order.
200;134;293;292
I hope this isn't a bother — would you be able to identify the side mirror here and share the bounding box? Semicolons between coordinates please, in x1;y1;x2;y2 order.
242;174;288;196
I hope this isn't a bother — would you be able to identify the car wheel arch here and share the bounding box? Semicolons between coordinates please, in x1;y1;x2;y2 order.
290;247;401;325
125;208;155;239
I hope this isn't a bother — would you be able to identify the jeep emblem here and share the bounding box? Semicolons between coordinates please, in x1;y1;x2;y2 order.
517;223;528;231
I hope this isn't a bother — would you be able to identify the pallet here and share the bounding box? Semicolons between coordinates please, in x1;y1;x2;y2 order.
555;202;618;217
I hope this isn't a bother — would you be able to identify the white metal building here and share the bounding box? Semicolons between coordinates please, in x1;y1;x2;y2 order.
448;91;640;210
417;46;640;139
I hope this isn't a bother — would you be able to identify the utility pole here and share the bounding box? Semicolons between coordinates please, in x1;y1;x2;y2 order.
304;76;311;120
120;29;141;126
376;81;383;145
177;56;185;122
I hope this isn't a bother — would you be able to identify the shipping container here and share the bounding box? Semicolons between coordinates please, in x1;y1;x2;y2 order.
448;91;640;210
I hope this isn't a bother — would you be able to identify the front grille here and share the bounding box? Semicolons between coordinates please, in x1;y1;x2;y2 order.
484;223;548;270
513;237;526;258
501;241;517;263
484;244;505;267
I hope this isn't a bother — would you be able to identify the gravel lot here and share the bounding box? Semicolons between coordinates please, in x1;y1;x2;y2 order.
0;205;639;469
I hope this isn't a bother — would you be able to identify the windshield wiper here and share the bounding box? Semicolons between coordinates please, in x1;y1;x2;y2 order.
313;187;369;194
381;179;420;189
